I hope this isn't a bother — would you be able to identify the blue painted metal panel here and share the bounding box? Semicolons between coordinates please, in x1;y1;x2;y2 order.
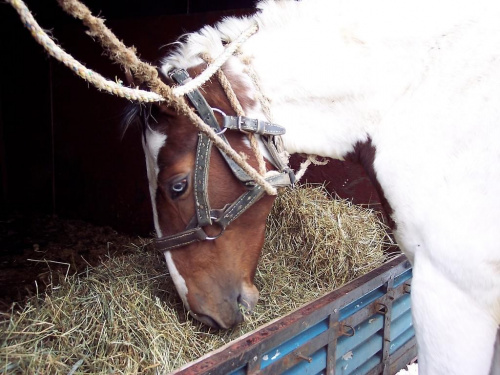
336;333;383;374
283;347;327;375
260;318;329;369
339;288;385;321
228;365;246;375
393;268;412;288
336;314;383;360
172;257;415;375
350;354;382;375
390;327;415;355
391;294;411;321
390;310;413;341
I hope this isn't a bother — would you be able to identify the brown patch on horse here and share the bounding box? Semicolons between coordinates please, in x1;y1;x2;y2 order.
345;138;396;230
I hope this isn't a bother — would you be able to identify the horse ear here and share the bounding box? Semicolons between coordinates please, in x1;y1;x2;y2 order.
121;67;176;136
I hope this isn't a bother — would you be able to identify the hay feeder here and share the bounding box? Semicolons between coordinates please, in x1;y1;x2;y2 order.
1;185;416;374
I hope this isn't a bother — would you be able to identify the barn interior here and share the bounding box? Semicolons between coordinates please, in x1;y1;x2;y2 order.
0;0;389;314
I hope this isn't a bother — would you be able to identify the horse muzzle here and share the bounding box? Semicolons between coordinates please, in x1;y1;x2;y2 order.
189;283;259;329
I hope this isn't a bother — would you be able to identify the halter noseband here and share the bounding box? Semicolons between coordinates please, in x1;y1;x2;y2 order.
151;69;295;252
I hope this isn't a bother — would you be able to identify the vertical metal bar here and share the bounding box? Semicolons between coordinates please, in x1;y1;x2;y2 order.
381;276;395;375
326;307;340;375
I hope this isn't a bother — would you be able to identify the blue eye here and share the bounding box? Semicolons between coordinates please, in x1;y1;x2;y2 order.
171;178;188;199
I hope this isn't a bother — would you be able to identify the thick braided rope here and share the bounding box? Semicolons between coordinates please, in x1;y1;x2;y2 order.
9;0;277;195
217;69;267;176
241;57;274;123
56;0;276;193
201;54;267;176
241;56;294;172
240;56;320;182
6;0;163;103
56;0;173;101
56;0;275;194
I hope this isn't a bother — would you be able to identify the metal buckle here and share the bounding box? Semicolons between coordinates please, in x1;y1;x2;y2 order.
237;116;250;134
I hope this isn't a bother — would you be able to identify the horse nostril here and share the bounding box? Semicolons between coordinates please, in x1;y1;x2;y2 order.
237;294;247;308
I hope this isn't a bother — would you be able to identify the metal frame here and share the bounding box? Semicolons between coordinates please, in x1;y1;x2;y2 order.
171;255;416;375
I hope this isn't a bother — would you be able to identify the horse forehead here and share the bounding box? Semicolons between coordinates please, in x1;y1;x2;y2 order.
154;122;198;169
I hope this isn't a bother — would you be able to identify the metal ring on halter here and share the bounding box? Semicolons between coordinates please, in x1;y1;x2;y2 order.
211;108;228;135
204;216;225;240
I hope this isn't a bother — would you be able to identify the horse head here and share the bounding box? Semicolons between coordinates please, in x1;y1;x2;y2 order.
136;63;293;329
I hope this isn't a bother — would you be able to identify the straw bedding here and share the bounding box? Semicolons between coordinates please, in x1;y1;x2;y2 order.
0;185;392;374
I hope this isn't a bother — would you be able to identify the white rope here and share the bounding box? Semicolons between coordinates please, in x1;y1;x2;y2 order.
8;0;258;104
7;0;164;103
172;23;259;97
295;155;329;182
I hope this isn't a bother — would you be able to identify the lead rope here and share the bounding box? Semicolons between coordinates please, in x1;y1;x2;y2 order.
240;58;289;168
295;156;329;182
201;54;268;176
241;56;328;181
7;0;162;103
7;0;277;196
57;0;274;192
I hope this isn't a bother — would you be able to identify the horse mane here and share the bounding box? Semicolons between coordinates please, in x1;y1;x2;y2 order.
158;0;317;75
159;19;251;75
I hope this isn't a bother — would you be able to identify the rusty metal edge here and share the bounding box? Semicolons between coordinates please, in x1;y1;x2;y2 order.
169;255;411;375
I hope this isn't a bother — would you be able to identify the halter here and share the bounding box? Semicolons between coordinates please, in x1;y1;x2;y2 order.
152;69;295;252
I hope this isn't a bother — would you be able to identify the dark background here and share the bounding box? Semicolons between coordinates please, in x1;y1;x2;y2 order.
0;0;385;237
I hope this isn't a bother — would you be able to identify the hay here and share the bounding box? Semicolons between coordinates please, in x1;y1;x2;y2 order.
0;184;392;374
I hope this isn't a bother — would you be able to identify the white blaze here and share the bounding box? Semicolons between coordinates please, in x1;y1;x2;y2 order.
143;128;167;237
143;128;191;310
164;251;190;309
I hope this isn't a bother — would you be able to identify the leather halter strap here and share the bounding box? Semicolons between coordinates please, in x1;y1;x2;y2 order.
153;68;295;252
222;115;285;136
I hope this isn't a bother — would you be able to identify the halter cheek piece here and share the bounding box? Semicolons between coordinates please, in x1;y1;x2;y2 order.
150;68;295;252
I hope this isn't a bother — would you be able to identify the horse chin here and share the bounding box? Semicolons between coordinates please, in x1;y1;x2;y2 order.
191;307;244;329
190;312;231;329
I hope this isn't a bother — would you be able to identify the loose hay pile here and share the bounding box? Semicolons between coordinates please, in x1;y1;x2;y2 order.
0;185;392;374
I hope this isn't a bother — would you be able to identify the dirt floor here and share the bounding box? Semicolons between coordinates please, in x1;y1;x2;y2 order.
0;214;154;311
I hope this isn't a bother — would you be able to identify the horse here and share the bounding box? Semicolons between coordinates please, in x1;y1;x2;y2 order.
129;0;500;373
